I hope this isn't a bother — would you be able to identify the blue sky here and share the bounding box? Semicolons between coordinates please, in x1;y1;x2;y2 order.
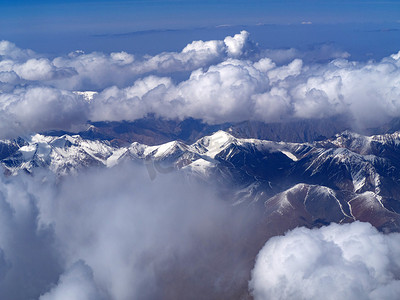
2;0;400;30
0;0;400;58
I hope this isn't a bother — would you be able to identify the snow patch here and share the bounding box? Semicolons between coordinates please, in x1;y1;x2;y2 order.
280;150;298;161
106;148;128;167
73;91;98;102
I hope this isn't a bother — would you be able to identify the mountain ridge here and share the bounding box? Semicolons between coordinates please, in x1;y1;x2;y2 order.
2;128;400;232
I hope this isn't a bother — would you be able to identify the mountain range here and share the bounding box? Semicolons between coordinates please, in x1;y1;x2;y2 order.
2;123;400;234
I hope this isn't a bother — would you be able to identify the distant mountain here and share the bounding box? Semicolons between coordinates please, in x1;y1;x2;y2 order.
77;117;229;146
228;115;352;143
42;115;353;147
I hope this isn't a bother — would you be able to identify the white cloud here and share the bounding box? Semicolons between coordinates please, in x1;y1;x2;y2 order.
0;40;36;61
39;261;104;300
0;87;88;138
85;51;400;128
182;39;224;56
47;31;254;90
391;50;400;60
253;87;292;122
14;58;55;81
173;59;269;123
90;76;173;121
0;45;77;84
249;222;400;300
253;58;276;73
1;33;400;136
224;30;251;57
88;58;271;124
267;58;303;83
110;51;134;65
0;32;255;91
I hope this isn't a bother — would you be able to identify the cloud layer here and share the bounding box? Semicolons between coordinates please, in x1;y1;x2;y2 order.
249;221;400;300
0;31;253;91
90;51;400;129
0;163;258;299
1;33;400;138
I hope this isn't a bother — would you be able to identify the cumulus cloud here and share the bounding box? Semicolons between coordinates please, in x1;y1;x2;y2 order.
14;58;56;81
224;30;254;57
89;58;271;124
1;32;400;137
50;30;254;90
110;51;134;65
0;86;88;138
0;44;77;85
88;48;400;129
0;40;36;61
4;31;254;91
89;76;173;121
249;222;400;300
267;58;303;83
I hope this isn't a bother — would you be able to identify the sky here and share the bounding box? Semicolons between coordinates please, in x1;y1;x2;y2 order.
0;0;399;58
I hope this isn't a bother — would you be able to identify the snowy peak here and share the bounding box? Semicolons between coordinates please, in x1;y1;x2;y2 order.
264;182;400;232
1;133;119;175
2;129;400;204
330;131;373;154
73;91;98;102
1;128;400;232
143;140;188;159
265;183;351;221
328;130;400;157
193;130;237;158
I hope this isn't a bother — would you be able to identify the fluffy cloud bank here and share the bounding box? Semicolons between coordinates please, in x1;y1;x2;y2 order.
0;31;254;91
249;221;400;300
1;32;400;138
0;86;88;138
90;51;400;129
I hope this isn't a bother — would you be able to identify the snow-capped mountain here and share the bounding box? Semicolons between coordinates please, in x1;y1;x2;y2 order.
2;129;400;232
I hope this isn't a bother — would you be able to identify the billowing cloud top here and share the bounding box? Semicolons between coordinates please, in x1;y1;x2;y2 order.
1;33;400;138
249;222;400;300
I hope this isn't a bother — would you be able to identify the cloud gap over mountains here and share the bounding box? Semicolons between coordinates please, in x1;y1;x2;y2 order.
1;31;400;138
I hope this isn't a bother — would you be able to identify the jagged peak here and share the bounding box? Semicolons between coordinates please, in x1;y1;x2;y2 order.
192;130;237;158
329;130;372;155
142;140;188;158
334;129;400;145
371;131;400;144
201;130;236;144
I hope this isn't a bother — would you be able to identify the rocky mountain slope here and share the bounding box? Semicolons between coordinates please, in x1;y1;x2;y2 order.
2;128;400;233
